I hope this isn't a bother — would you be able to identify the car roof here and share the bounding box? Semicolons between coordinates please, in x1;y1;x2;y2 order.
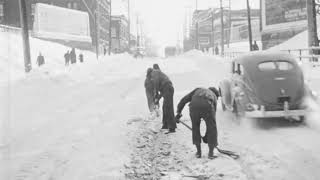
234;51;297;69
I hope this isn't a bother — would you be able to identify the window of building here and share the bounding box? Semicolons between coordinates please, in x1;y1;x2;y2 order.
73;2;78;9
31;4;35;16
67;2;72;9
0;3;3;23
0;3;4;17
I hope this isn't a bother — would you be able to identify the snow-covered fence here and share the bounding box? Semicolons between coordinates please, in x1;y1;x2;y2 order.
0;24;22;34
223;51;246;59
222;47;320;64
280;47;320;63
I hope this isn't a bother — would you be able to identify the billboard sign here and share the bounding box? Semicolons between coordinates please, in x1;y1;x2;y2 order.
262;0;307;32
33;3;91;43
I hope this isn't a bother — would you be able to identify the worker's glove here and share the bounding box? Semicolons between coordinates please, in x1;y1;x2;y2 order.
154;98;160;105
175;114;182;123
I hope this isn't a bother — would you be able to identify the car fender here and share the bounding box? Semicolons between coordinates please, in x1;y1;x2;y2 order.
219;79;232;107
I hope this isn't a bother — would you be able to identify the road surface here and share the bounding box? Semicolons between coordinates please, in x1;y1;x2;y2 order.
1;54;320;180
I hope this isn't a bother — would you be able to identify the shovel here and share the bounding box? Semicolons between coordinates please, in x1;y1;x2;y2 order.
176;117;240;160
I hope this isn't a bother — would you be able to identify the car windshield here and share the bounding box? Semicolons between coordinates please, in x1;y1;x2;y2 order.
258;61;294;71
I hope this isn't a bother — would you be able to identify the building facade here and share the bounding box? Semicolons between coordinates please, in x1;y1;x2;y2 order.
0;0;111;51
188;8;260;51
111;15;129;53
261;0;307;49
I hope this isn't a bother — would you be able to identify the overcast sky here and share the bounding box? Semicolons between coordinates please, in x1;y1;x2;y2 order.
122;0;260;47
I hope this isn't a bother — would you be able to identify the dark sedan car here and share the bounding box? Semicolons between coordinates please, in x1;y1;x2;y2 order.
219;52;312;121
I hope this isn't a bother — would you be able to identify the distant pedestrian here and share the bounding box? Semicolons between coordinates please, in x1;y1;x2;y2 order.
70;48;76;64
104;47;107;56
36;52;45;66
215;46;219;55
79;53;84;63
252;41;259;51
64;51;70;66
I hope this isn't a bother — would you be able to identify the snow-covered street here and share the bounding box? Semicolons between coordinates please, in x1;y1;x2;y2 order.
1;47;320;179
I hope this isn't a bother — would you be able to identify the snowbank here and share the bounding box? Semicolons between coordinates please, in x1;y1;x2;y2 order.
0;30;205;86
269;30;308;51
225;41;262;53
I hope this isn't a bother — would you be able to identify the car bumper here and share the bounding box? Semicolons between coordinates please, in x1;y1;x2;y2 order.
245;109;307;118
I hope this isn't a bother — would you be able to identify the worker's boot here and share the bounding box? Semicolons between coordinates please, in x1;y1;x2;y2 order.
165;128;175;134
208;144;215;159
195;144;201;158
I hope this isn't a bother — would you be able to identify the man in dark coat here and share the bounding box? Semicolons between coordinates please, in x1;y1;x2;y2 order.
145;68;156;112
215;46;219;55
70;48;76;64
175;87;220;159
36;52;45;66
151;69;176;133
64;51;70;66
79;53;84;63
252;40;259;51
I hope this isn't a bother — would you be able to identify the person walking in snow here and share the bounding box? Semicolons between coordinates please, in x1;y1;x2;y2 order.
252;40;259;51
151;69;176;133
215;46;219;55
79;53;84;63
175;87;220;159
70;48;77;64
64;51;70;66
36;52;45;66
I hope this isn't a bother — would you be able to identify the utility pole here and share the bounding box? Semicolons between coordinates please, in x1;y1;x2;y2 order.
128;0;130;52
136;15;140;47
220;0;224;55
109;0;112;55
246;0;253;51
95;0;100;59
211;10;215;52
307;0;319;51
195;22;199;49
227;0;231;47
259;0;262;32
196;0;198;10
18;0;31;72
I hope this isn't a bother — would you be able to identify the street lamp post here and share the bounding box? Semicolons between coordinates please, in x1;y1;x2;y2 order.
220;0;224;55
246;0;253;51
109;0;112;55
18;0;31;72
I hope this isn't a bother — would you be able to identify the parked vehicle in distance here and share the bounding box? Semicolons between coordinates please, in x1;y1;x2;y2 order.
219;51;314;121
133;46;146;58
164;46;176;58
